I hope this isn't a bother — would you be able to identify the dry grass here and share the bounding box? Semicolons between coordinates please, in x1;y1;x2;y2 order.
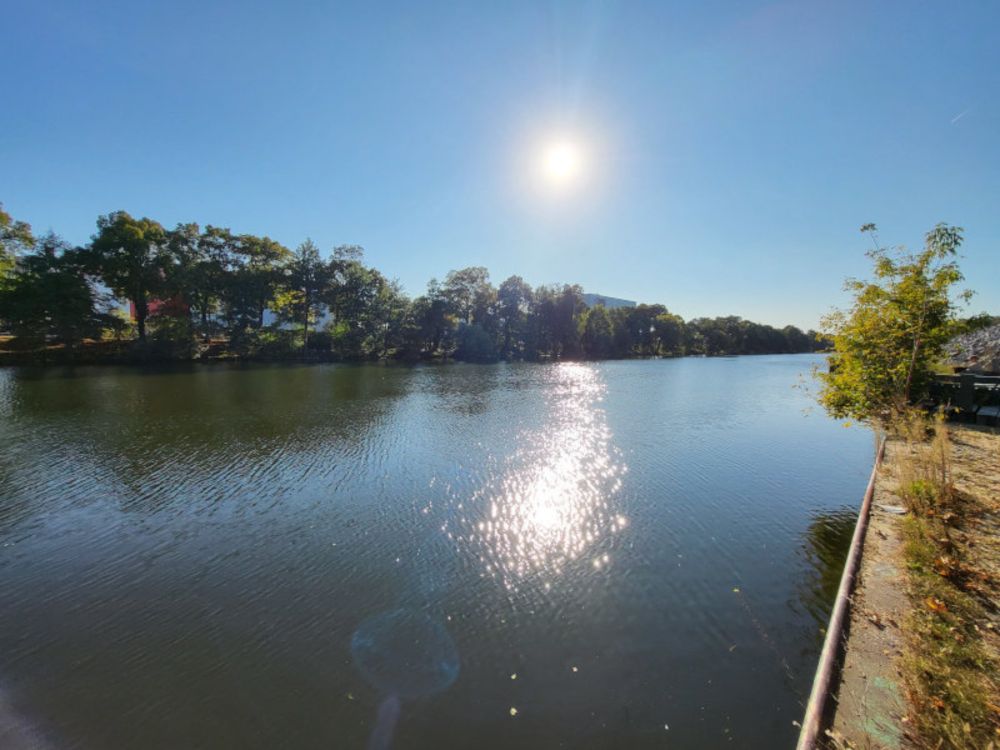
892;413;1000;748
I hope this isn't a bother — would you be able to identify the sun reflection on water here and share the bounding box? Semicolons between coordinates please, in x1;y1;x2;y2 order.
444;363;627;590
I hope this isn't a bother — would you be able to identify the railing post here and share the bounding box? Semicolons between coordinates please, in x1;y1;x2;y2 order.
957;373;976;411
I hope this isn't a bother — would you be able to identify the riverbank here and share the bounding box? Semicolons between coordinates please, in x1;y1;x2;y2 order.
825;425;1000;749
0;335;824;368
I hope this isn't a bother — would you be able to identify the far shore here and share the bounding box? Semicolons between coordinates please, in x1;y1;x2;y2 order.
0;336;827;369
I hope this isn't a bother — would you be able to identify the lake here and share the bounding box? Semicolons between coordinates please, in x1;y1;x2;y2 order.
0;355;873;749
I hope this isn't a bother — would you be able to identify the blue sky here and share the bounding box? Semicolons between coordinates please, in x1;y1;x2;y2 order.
2;0;997;329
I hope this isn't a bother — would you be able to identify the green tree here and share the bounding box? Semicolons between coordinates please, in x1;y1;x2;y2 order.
87;211;170;342
817;223;969;424
0;203;34;278
653;312;685;355
497;275;533;358
0;233;111;348
454;323;498;362
552;284;585;358
224;234;291;333
581;304;614;358
368;277;409;358
275;239;329;348
324;244;366;329
334;264;397;358
441;266;493;325
623;304;667;355
168;224;234;340
404;287;450;357
951;312;998;336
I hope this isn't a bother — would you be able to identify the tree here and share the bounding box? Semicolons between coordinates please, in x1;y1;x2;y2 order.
550;284;585;358
817;223;969;424
224;234;291;333
330;263;401;358
582;304;614;358
0;203;35;278
412;279;455;356
441;267;493;325
622;304;667;356
653;312;685;355
87;211;169;342
275;239;329;348
497;275;533;358
0;233;111;348
369;277;409;358
454;323;498;362
168;224;234;340
324;244;366;328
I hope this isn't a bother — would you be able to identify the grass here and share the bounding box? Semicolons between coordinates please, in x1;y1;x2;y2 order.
893;415;999;748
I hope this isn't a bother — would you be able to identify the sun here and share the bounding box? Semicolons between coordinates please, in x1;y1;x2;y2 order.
541;140;583;186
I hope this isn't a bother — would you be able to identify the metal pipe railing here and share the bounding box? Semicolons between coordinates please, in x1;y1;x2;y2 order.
795;436;886;750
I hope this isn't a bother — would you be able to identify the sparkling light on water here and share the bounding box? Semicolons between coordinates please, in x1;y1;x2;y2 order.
446;364;627;589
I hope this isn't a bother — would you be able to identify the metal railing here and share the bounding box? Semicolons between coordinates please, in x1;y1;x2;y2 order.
795;438;886;750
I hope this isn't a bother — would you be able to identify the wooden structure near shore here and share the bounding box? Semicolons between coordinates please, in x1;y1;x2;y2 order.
931;373;1000;426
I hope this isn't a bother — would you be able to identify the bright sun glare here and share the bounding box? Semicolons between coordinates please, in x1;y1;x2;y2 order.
541;140;583;186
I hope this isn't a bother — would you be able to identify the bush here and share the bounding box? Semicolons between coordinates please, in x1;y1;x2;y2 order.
255;328;300;358
454;323;497;362
146;316;195;359
306;329;333;351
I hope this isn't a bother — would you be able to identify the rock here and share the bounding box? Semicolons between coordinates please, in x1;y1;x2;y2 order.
946;323;1000;374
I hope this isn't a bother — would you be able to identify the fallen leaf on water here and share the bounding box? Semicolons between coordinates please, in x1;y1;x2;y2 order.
510;673;517;680
509;707;518;717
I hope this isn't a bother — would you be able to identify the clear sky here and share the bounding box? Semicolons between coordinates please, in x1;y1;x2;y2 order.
2;0;997;329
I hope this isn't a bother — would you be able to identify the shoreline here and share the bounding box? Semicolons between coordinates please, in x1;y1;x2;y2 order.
821;425;1000;748
0;347;826;370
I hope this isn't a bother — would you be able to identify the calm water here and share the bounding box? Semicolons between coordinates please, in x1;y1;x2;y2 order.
0;355;873;749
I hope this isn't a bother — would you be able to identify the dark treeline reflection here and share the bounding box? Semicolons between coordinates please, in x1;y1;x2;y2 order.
0;364;412;519
798;508;858;638
0;206;827;362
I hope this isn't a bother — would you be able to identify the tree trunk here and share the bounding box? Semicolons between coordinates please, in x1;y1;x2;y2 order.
303;291;310;349
902;303;929;404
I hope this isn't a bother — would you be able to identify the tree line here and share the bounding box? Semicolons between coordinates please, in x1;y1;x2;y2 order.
0;204;826;362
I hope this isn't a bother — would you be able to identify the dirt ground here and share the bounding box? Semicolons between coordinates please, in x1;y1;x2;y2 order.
825;425;1000;749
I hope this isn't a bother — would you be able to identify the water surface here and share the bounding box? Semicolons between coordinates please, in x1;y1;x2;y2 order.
0;355;872;748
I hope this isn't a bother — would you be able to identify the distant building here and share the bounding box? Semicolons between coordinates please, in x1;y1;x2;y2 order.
129;296;189;320
581;292;636;310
